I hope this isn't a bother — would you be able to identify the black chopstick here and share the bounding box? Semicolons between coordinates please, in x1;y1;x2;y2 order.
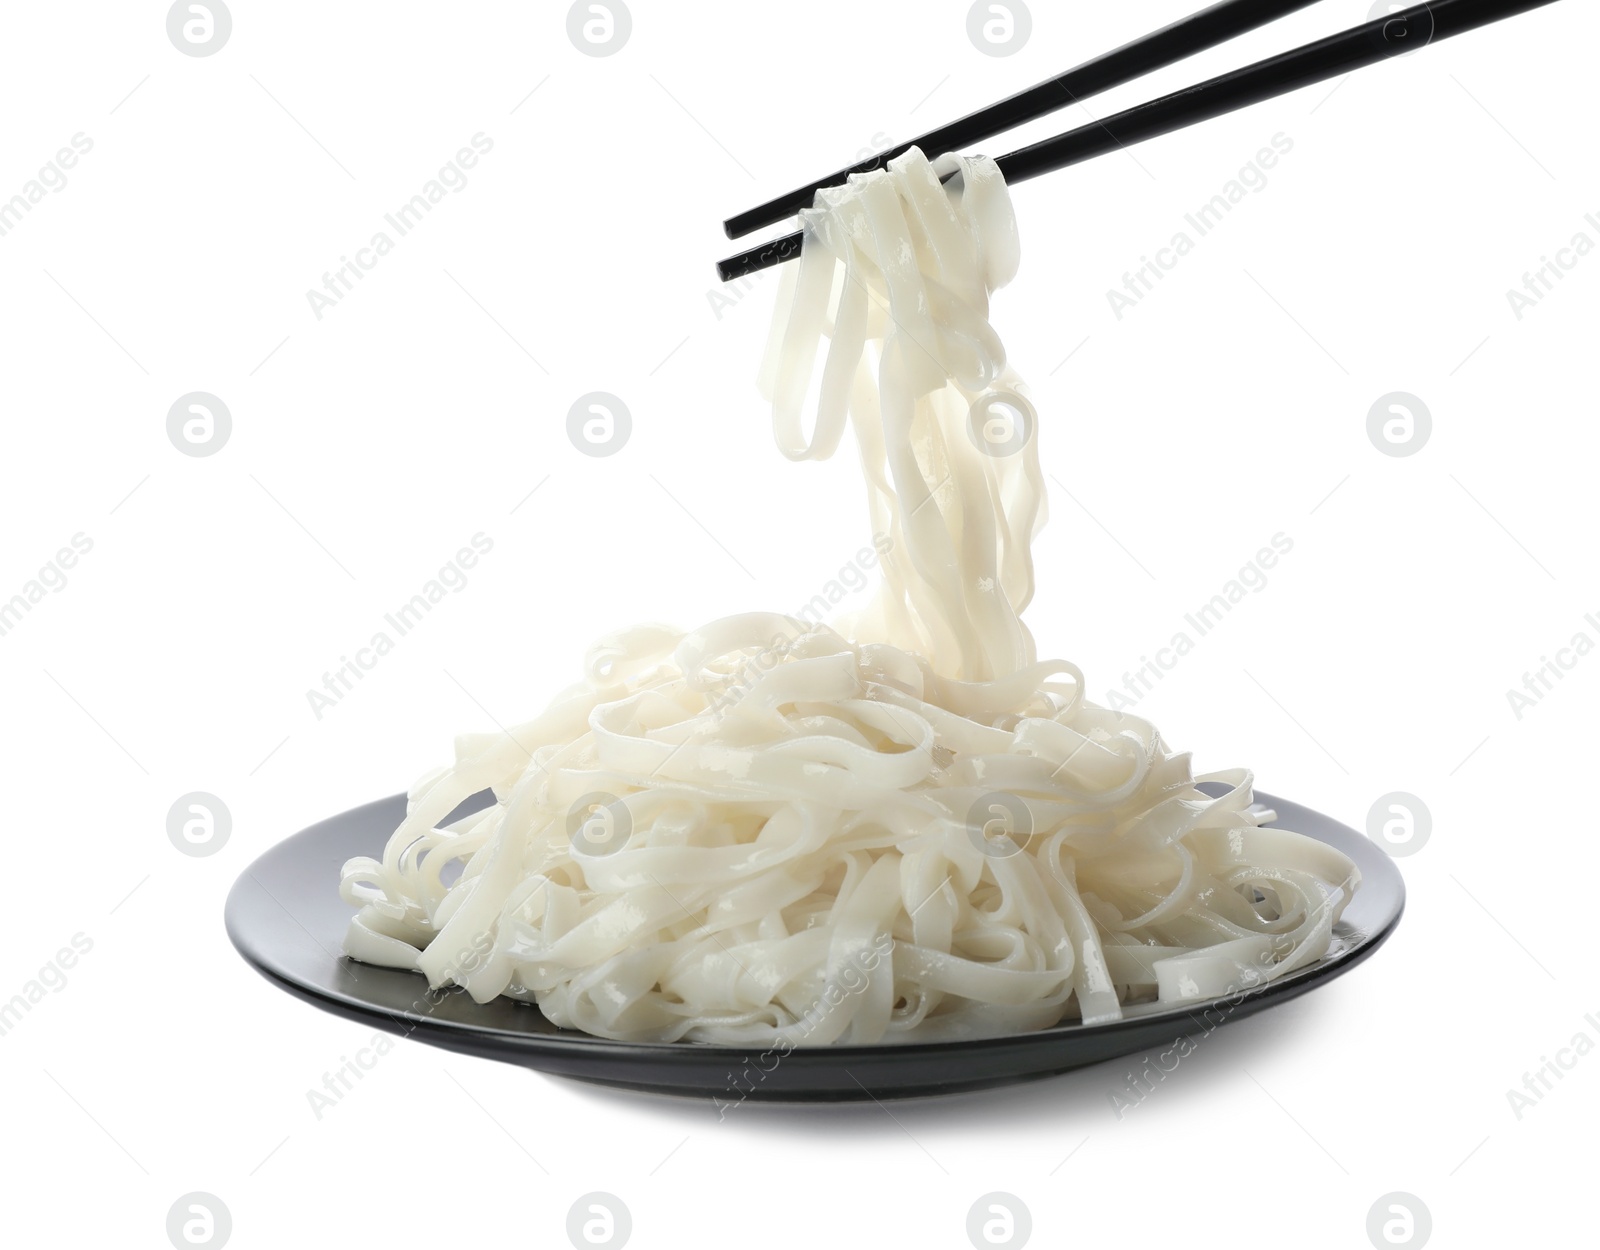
716;0;1563;282
723;0;1323;241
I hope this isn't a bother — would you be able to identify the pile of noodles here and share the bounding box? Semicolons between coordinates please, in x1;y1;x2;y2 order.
339;149;1358;1045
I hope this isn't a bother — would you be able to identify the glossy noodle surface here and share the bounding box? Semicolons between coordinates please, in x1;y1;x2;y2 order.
339;150;1358;1045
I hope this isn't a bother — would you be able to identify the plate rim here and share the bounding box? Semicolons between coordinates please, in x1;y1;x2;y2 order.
224;787;1405;1063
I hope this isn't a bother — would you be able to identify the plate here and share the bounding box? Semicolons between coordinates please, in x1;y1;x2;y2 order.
225;787;1403;1102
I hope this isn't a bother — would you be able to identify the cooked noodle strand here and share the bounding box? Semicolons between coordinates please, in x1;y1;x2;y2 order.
340;149;1358;1044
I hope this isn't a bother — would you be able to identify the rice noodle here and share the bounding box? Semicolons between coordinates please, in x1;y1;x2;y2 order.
339;148;1358;1044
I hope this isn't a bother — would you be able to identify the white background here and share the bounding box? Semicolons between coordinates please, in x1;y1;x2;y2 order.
1;1;1594;1246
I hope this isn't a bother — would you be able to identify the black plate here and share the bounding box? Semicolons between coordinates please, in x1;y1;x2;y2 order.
225;788;1403;1102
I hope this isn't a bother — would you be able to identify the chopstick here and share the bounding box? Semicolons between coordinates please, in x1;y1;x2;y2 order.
723;0;1324;241
716;0;1563;282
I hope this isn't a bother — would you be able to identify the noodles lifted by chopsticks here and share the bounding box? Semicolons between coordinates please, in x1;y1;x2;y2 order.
339;148;1358;1044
